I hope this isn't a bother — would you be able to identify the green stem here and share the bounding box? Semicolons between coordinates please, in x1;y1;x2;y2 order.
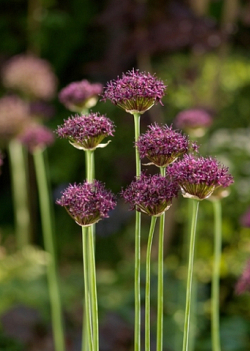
212;200;222;351
8;139;31;248
86;150;94;182
82;227;94;351
133;113;141;351
182;200;199;351
145;216;157;351
88;225;99;351
33;149;65;351
156;167;166;351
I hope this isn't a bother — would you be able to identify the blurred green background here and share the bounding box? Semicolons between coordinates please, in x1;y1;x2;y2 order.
1;0;250;350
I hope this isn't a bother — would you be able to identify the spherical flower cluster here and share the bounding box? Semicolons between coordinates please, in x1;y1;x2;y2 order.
175;109;212;137
0;95;30;143
167;155;234;200
2;54;57;100
19;124;54;153
59;79;103;112
235;259;250;295
102;69;167;115
136;123;198;167
56;180;117;227
55;112;115;150
121;173;179;216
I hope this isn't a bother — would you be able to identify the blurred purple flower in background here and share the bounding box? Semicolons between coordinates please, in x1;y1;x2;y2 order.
167;155;234;200
56;180;117;227
55;112;115;150
59;79;103;112
136;123;198;167
102;68;167;114
174;108;213;137
2;54;57;101
121;173;179;216
235;259;250;295
0;95;31;143
19;124;54;153
29;101;55;121
240;207;250;228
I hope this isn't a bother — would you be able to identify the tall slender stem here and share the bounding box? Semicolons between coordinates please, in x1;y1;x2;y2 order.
145;216;157;351
86;150;94;182
156;165;166;351
133;113;141;351
182;200;199;351
88;225;99;351
8;139;31;248
212;200;222;351
33;149;65;351
82;227;94;351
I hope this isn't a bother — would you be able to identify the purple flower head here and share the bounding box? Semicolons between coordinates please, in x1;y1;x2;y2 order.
167;155;234;200
59;80;103;112
235;259;250;295
121;173;179;216
55;112;115;150
56;180;117;227
175;109;213;137
136;123;198;168
19;124;54;153
2;54;57;101
102;69;167;115
240;208;250;228
0;95;30;143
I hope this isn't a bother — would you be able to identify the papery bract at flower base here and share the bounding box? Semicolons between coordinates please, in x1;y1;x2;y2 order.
55;112;115;150
56;181;117;227
59;80;103;112
102;69;167;115
19;124;54;153
136;123;198;167
2;54;57;101
121;173;179;216
167;155;234;200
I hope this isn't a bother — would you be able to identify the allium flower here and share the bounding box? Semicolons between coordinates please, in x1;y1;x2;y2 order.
102;69;167;115
55;112;115;150
0;95;30;143
121;173;179;216
175;109;212;137
56;180;116;227
167;155;234;200
235;259;250;295
59;80;103;112
2;54;57;100
19;124;54;153
136;123;198;167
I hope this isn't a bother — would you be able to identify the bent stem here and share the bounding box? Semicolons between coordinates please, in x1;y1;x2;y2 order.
212;200;222;351
156;166;166;351
8;139;31;248
182;200;199;351
133;112;142;351
33;148;65;351
145;216;157;351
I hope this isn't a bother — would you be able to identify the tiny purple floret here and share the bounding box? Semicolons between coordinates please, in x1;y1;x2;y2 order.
102;69;167;115
56;180;117;227
136;123;198;167
55;112;115;150
167;154;234;200
59;80;103;112
19;124;54;152
121;173;179;216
